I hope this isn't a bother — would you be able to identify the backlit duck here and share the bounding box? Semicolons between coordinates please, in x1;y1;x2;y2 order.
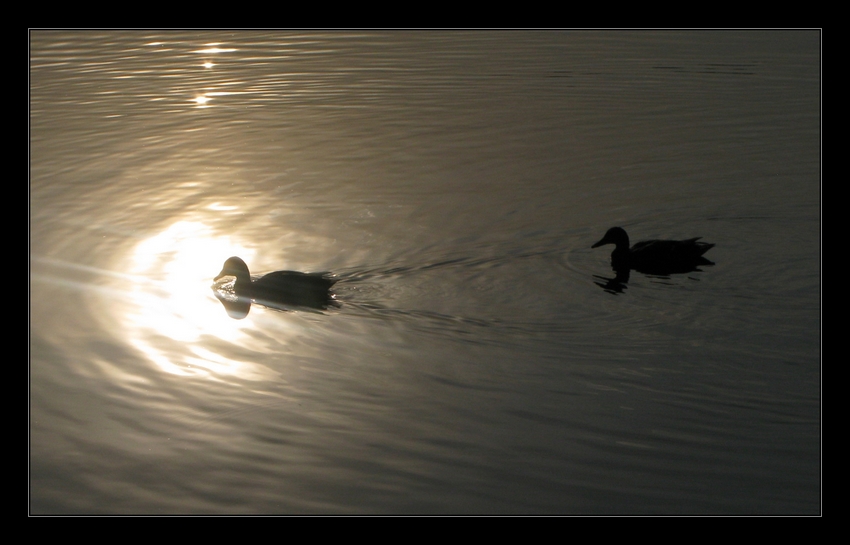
592;227;714;275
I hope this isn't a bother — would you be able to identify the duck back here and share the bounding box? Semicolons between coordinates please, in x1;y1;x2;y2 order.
628;238;714;274
245;271;337;309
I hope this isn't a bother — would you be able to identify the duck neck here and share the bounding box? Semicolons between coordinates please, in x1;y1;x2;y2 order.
611;247;630;266
614;234;630;252
233;273;252;291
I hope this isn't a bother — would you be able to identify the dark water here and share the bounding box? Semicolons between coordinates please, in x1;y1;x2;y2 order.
30;30;820;514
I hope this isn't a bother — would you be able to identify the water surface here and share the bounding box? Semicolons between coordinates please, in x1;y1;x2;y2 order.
30;30;820;514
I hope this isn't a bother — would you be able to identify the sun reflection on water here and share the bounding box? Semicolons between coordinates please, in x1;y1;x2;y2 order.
121;220;277;380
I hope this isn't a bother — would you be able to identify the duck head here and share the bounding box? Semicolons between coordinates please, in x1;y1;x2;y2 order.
592;227;630;251
214;256;252;286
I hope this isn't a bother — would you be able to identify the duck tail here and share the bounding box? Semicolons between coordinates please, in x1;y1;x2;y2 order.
696;242;715;256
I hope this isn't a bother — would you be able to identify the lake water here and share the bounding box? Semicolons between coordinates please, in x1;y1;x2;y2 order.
30;30;820;514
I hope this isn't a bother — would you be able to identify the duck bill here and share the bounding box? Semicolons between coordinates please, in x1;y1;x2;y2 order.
591;237;609;248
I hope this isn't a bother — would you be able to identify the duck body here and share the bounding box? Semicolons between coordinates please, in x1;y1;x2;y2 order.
214;256;337;313
592;227;714;275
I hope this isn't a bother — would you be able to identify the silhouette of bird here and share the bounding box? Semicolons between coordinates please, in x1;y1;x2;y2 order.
592;227;714;275
213;256;337;317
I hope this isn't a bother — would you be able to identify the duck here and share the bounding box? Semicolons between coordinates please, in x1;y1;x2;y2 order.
591;226;714;275
213;256;337;316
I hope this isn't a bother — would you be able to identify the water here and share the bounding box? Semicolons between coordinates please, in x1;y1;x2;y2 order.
30;30;820;514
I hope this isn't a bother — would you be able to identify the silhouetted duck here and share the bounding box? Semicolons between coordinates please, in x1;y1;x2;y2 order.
592;227;714;275
213;257;337;318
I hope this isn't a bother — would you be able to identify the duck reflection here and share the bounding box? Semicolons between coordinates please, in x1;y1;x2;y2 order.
212;256;337;319
591;227;715;294
593;267;631;294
